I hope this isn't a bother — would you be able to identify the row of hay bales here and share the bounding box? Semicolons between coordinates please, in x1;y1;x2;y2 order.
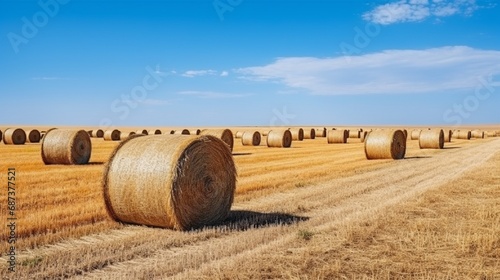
1;128;43;145
87;128;202;139
236;130;293;148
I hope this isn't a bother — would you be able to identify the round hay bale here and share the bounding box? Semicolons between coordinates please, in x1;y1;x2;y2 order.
315;128;326;138
148;129;162;135
91;129;104;138
241;131;261;146
26;129;41;143
0;130;2;143
410;130;421;140
288;128;304;141
200;129;234;152
174;129;190;135
364;130;406;160
452;130;460;139
104;130;121;141
443;129;452;142
457;130;471;140
486;131;496;137
327;129;348;144
136;129;148;135
348;130;360;138
235;131;244;138
190;129;201;136
120;132;136;141
3;128;26;145
102;134;236;230
471;130;484;139
261;130;270;137
402;129;408;140
360;131;370;143
419;129;444;149
267;130;292;148
303;128;316;139
41;129;91;165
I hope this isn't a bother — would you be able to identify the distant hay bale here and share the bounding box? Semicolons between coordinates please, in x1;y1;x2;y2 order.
419;129;444;149
102;134;236;230
27;129;41;143
327;129;348;144
136;130;148;135
190;129;201;135
235;131;244;138
402;129;408;140
241;131;261;146
486;131;496;137
443;129;452;142
303;128;316;139
148;129;162;135
3;128;26;145
360;131;370;143
261;130;270;137
174;129;190;135
41;129;92;165
410;130;421;140
90;129;104;138
348;130;360;138
315;128;326;137
120;132;136;141
452;130;460;139
288;128;304;141
471;130;485;139
364;130;406;160
457;130;471;140
104;130;121;141
200;129;234;152
267;130;292;148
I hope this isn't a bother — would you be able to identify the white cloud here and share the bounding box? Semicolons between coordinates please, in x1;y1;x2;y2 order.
220;71;229;77
363;0;479;25
178;90;252;99
181;70;218;78
237;46;500;95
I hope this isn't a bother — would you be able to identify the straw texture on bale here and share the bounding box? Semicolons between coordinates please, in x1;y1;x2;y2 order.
148;129;162;135
348;130;360;138
200;129;234;152
174;129;190;135
402;129;408;140
327;129;348;144
303;128;316;139
315;128;326;137
91;129;104;138
27;129;41;143
443;129;452;142
104;130;121;141
289;128;304;141
410;130;421;140
419;129;444;149
190;129;201;136
41;129;92;165
3;128;26;145
364;130;406;160
102;135;236;230
457;130;471;140
235;131;244;138
267;130;292;148
136;130;148;135
241;131;261;146
120;132;136;141
471;130;485;139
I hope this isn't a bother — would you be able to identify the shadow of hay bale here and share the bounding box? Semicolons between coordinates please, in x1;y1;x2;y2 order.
214;210;309;231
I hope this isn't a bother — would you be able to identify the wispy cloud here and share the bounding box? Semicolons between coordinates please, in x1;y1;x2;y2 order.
178;90;252;99
220;71;229;77
181;70;218;78
31;77;67;80
363;0;479;25
237;46;500;95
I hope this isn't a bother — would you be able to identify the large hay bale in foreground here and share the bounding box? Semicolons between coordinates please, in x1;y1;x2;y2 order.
288;128;304;141
457;131;471;140
41;129;91;165
104;130;121;141
364;130;406;160
419;129;444;149
120;132;136;141
303;128;316;139
200;129;234;152
174;129;190;135
267;130;292;148
443;129;452;142
90;129;104;138
241;131;261;146
410;130;421;140
102;135;236;230
3;128;26;145
27;129;41;143
148;129;162;135
327;129;348;144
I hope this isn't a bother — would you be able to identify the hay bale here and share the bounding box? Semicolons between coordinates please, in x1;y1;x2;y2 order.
41;129;91;165
348;130;360;138
26;129;41;143
360;131;370;143
452;130;460;139
102;134;236;230
327;129;348;144
471;130;484;139
241;131;261;146
267;130;292;148
190;129;201;136
148;129;162;135
235;131;244;138
486;131;496;137
3;128;26;145
410;130;421;140
402;129;408;140
303;128;316;139
90;129;104;138
120;132;136;141
364;130;406;160
288;128;304;141
200;129;234;152
261;130;270;137
104;130;121;141
443;129;452;142
0;130;2;143
419;129;444;149
315;128;326;137
174;129;190;135
457;130;471;140
136;129;148;135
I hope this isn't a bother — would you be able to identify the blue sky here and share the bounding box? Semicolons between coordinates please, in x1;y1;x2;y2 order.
1;0;499;128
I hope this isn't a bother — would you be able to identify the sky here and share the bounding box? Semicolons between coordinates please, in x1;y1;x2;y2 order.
1;0;499;128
